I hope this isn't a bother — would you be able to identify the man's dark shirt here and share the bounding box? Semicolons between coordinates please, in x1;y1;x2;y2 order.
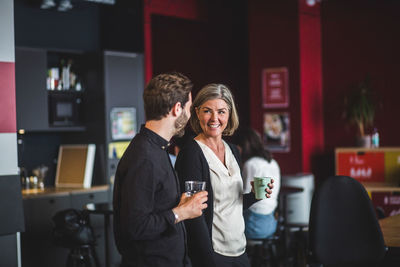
113;126;191;267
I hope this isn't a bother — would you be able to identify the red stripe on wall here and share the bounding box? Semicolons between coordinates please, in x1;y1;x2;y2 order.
299;2;324;172
0;62;16;133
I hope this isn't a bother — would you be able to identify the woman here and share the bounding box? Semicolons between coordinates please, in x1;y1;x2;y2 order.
233;127;281;239
175;84;273;267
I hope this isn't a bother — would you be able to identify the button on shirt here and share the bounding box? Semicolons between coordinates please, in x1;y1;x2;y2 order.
113;126;190;267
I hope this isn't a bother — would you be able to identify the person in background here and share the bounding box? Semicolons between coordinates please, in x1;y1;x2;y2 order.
113;72;208;267
169;131;195;166
233;127;281;239
175;84;274;267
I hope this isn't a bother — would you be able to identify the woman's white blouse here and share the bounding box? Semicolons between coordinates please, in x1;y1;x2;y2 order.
195;140;246;257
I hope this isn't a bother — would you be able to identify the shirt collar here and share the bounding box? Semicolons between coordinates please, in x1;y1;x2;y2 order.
140;124;171;150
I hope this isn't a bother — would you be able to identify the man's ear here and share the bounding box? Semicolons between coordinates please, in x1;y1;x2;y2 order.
171;102;182;117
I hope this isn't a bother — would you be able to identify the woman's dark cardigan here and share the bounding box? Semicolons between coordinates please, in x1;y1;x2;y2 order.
175;139;256;267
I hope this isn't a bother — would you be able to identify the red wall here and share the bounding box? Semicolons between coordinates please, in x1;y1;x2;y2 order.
248;0;400;178
0;62;16;133
248;0;303;174
147;0;400;179
322;0;400;151
299;1;324;173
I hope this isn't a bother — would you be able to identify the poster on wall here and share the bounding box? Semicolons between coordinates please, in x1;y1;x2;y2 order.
110;107;137;140
262;67;289;108
263;112;290;152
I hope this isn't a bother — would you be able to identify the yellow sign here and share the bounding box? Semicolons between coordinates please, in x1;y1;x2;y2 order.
109;141;130;159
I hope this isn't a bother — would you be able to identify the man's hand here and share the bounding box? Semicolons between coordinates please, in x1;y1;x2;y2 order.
172;191;208;223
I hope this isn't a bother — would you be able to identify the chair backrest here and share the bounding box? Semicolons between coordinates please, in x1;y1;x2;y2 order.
309;175;386;266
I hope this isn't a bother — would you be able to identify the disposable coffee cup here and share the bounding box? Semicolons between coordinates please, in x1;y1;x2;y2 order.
254;177;272;200
185;181;206;196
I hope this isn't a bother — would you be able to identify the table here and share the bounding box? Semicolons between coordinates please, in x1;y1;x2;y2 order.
85;202;113;267
379;214;400;248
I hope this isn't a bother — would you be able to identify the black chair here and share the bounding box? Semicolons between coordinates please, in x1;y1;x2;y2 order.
308;175;387;267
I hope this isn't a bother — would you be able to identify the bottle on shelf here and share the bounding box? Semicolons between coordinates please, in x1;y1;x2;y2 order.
68;59;77;90
61;58;70;90
47;68;59;90
371;127;380;148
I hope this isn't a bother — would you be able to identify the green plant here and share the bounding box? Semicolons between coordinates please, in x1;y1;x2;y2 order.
344;76;375;137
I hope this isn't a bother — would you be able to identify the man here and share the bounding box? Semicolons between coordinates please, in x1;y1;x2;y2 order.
113;72;208;267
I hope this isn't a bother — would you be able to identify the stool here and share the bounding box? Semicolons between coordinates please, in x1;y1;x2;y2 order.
67;244;100;267
246;235;282;267
286;223;308;267
85;202;114;267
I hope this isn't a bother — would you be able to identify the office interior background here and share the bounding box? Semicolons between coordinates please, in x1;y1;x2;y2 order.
0;0;400;266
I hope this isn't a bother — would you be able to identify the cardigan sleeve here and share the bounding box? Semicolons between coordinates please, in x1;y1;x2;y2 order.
175;141;217;267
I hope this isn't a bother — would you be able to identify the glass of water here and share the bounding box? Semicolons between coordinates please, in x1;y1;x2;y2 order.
185;181;206;196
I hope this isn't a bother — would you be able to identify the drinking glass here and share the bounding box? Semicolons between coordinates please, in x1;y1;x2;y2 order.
185;181;206;196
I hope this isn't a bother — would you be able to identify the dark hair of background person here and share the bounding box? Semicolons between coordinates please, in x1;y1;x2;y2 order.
233;127;272;163
143;72;193;120
169;127;196;156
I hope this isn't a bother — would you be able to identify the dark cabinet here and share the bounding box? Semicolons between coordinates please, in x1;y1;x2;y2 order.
15;47;90;132
21;187;111;267
23;193;71;236
22;193;72;267
15;47;49;131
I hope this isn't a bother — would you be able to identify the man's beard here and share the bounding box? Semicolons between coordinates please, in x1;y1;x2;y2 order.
174;109;189;137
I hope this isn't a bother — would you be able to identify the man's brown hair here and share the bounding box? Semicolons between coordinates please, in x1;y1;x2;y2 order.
143;72;193;120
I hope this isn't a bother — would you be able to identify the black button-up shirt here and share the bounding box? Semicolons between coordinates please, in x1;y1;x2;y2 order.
113;126;190;267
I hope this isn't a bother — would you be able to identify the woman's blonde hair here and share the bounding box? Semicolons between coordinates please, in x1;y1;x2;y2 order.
190;83;239;136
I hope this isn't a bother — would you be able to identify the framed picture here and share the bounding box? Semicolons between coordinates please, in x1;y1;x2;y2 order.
110;107;137;140
263;112;290;152
55;144;96;188
262;67;289;108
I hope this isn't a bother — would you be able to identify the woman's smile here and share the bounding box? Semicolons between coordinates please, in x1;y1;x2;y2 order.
196;98;229;138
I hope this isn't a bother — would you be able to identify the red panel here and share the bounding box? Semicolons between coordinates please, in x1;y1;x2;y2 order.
143;0;206;83
299;3;324;172
144;0;205;21
0;62;16;133
337;152;385;182
371;192;400;217
248;0;302;175
322;1;400;150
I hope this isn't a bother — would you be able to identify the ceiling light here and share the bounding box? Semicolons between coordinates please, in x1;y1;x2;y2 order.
40;0;56;9
57;0;73;12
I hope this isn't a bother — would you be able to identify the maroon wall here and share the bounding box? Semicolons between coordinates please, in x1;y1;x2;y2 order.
151;1;249;124
322;0;400;152
248;0;400;177
150;0;400;178
248;0;302;175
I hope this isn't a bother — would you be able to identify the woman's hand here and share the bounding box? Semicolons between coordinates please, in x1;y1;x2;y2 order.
250;178;274;198
265;178;274;198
